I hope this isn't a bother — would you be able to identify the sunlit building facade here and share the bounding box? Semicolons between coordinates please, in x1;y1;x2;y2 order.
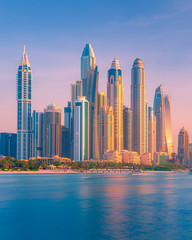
120;150;140;164
131;58;145;155
71;80;82;111
98;106;114;159
98;92;107;113
164;95;174;156
107;58;123;151
16;45;32;160
148;107;156;160
145;102;149;153
86;66;100;160
154;86;173;156
73;97;89;161
178;127;189;165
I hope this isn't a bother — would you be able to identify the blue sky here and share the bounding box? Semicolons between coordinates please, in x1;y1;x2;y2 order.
0;0;192;147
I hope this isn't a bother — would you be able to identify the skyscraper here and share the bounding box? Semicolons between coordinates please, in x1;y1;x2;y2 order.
189;143;192;165
123;106;132;151
81;43;96;96
43;103;61;158
154;86;173;156
178;127;189;165
73;97;89;161
148;107;156;160
0;133;17;158
98;92;107;113
98;106;114;159
70;80;82;159
16;45;32;160
164;95;174;156
32;110;43;158
71;80;82;111
61;126;71;158
145;102;149;153
107;58;123;151
153;85;166;152
86;66;99;160
131;58;145;155
64;102;71;129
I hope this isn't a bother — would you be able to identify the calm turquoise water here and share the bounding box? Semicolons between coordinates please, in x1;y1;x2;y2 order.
0;172;192;240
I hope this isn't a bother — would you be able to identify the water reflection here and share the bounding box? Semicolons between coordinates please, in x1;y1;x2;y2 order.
0;173;192;240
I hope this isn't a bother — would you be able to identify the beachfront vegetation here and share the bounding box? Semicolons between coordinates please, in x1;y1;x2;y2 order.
0;156;190;171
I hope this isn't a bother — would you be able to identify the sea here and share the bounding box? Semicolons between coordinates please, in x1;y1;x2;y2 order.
0;172;192;240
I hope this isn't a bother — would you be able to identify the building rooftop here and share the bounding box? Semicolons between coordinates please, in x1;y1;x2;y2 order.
82;43;95;58
110;58;121;70
19;44;30;66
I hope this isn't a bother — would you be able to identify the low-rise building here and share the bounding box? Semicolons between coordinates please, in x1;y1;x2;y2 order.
103;150;122;163
153;152;169;165
120;150;140;165
140;152;152;165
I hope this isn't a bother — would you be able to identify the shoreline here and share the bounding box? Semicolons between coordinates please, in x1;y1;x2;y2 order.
0;169;190;174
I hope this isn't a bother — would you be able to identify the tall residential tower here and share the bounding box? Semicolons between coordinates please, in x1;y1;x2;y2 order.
154;85;173;156
131;58;145;155
16;45;32;160
81;43;96;96
107;58;123;151
178;127;189;165
73;97;89;161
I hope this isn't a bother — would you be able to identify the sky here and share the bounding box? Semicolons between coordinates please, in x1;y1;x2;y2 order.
0;0;192;149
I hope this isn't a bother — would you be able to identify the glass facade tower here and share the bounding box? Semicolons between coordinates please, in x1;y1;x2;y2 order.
73;97;89;161
16;45;32;160
107;58;123;151
81;43;96;96
131;58;145;155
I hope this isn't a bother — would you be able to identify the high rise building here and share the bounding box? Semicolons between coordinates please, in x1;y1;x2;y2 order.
70;80;82;159
61;126;71;158
131;58;145;155
98;106;114;159
86;66;99;160
64;102;71;129
71;80;82;111
189;143;192;165
123;106;132;151
16;45;32;160
98;92;106;113
32;110;43;158
107;58;123;151
43;103;61;158
148;107;156;160
164;95;174;156
0;133;17;158
73;97;89;161
154;86;173;156
145;102;149;153
178;127;189;165
153;85;166;152
81;43;96;96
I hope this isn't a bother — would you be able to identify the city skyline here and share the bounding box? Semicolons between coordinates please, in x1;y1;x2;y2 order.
0;42;191;149
1;0;192;149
